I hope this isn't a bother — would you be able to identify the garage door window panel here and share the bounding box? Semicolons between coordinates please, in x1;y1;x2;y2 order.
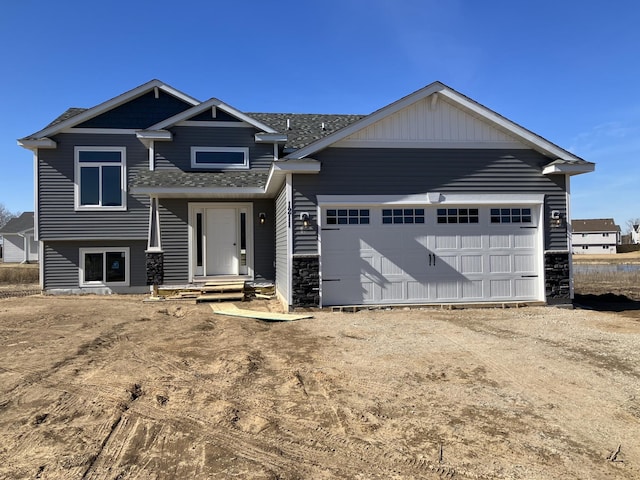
491;208;532;224
326;209;369;225
437;208;479;224
382;208;424;224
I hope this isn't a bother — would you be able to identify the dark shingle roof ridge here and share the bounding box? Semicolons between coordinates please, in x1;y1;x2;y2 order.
45;107;88;129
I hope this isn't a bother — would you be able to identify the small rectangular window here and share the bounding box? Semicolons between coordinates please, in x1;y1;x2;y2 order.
191;147;249;169
490;207;532;224
80;248;129;287
326;208;369;225
382;208;425;225
437;208;478;224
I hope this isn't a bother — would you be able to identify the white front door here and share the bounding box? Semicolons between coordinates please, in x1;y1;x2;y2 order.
205;208;238;275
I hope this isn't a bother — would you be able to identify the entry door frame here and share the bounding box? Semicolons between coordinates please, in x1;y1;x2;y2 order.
188;202;254;282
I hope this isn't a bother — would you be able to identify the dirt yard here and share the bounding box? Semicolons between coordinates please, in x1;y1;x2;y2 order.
1;293;639;480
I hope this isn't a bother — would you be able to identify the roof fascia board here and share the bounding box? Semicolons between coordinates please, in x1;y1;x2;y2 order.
542;163;595;176
25;80;200;140
255;133;288;143
17;138;57;150
148;98;278;133
130;186;265;197
286;82;445;159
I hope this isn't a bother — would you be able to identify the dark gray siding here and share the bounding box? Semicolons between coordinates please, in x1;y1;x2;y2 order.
154;127;274;171
253;199;275;281
275;186;289;303
292;148;568;253
76;91;192;129
158;199;275;285
38;133;149;239
43;240;147;290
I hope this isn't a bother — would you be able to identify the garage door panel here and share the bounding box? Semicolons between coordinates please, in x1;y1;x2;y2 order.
321;205;541;306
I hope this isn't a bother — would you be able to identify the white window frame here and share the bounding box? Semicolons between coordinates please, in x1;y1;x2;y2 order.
79;247;130;287
190;146;249;170
74;146;127;211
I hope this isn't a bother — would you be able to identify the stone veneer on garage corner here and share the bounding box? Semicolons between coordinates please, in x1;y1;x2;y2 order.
292;255;320;307
544;252;570;304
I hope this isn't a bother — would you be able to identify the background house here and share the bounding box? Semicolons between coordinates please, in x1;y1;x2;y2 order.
632;224;640;244
571;218;620;254
0;212;38;263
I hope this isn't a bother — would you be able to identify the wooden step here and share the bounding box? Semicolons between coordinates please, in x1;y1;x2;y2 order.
200;282;245;293
196;292;245;303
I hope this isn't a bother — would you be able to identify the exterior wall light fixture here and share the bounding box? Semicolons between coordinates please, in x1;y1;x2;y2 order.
300;212;310;228
258;212;266;225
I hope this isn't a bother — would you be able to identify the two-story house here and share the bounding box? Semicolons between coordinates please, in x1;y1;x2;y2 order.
19;80;594;308
571;218;621;254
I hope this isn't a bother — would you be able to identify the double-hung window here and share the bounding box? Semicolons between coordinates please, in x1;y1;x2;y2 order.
75;147;126;210
79;248;129;287
191;147;249;170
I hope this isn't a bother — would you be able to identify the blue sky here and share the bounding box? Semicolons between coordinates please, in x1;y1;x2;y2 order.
1;0;639;230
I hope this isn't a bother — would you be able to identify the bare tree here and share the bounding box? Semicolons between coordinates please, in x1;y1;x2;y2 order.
0;203;18;229
626;217;640;234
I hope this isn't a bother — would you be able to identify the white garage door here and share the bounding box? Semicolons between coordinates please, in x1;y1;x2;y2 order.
320;205;542;306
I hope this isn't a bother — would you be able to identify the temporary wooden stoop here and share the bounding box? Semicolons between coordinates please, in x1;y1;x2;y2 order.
195;281;246;303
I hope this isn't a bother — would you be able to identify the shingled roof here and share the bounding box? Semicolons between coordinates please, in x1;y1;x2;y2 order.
0;212;34;234
572;218;620;233
132;170;269;189
247;113;365;150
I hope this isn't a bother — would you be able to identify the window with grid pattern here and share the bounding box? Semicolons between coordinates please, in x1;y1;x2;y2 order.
382;208;425;224
490;208;532;224
436;208;479;224
326;209;370;225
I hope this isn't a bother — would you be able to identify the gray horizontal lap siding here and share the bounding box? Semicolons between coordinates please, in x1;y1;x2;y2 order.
154;127;274;171
38;133;149;239
292;148;568;253
275;186;289;303
43;240;147;289
158;198;276;285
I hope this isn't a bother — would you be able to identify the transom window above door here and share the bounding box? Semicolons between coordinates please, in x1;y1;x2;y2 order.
191;147;249;170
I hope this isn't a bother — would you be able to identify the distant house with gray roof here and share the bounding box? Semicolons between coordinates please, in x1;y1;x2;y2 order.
0;212;38;263
571;218;620;254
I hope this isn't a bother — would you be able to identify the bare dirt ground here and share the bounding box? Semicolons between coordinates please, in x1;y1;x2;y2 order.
1;291;640;479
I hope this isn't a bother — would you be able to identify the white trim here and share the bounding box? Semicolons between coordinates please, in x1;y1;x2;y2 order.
148;97;278;133
79;247;130;287
33;151;39;241
255;133;288;143
25;80;200;140
18;138;56;150
74;146;127;211
316;193;545;206
190;146;249;170
147;197;162;252
42;237;147;242
130;186;265;198
333;140;528;149
149;140;155;171
63;128;138;135
566;174;574;299
542;162;595;175
176;120;254;128
271;160;321;173
39;240;44;290
285;174;293;308
188;203;254;282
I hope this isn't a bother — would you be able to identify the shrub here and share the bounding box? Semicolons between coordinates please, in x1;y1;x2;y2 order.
0;265;39;284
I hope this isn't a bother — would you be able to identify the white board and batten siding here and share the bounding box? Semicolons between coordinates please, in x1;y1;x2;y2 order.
334;94;525;148
318;194;545;306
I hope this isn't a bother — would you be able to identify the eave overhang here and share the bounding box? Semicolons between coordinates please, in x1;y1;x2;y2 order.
130;186;266;199
136;129;173;148
542;161;595;176
255;133;288;143
17;137;57;150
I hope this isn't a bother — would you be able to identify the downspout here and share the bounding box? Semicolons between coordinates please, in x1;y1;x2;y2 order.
565;174;574;300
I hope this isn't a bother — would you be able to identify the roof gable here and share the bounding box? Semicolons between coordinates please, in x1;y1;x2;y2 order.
22;80;200;140
334;93;523;148
147;98;278;133
285;82;589;167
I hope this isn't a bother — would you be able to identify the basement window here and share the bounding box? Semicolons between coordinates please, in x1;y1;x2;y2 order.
79;248;129;287
191;147;249;170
